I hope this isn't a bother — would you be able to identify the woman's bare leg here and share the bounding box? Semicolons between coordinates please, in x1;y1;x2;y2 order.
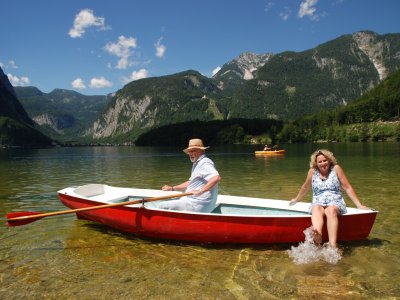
311;205;324;244
325;206;339;247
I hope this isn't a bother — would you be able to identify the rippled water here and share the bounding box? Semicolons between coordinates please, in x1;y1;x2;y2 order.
1;143;399;299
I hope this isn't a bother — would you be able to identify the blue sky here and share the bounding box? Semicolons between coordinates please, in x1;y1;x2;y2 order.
1;0;399;96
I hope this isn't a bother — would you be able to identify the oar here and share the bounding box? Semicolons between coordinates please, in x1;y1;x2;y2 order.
6;192;192;227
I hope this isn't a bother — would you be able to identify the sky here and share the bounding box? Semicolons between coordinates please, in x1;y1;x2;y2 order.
1;0;399;96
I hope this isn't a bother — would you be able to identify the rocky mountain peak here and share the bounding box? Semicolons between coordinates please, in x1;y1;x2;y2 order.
214;51;273;81
235;52;273;79
353;31;388;80
0;66;17;98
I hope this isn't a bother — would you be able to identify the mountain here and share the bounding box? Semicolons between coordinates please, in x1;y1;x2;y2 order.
15;87;113;142
1;68;34;126
278;68;400;143
86;70;223;142
213;51;272;93
228;31;400;120
137;65;400;146
7;31;400;145
87;31;400;143
0;67;53;147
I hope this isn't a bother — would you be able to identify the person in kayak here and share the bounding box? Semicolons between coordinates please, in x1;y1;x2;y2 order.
263;144;271;151
160;138;221;213
289;149;369;248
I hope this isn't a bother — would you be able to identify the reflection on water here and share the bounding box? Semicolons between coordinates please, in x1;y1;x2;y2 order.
1;143;400;298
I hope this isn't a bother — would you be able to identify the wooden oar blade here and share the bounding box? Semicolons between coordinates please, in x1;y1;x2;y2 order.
6;211;44;227
5;191;193;227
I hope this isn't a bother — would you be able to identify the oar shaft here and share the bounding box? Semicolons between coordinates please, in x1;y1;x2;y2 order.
7;192;192;222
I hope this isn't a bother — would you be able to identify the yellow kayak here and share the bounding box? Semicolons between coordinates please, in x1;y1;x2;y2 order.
255;150;286;156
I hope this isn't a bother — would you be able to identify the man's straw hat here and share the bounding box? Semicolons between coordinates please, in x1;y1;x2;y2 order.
183;138;209;154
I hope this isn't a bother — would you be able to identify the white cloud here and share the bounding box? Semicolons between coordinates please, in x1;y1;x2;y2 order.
7;73;30;86
298;0;320;20
264;1;275;13
89;76;112;88
122;69;149;84
68;9;110;38
104;35;137;69
212;66;221;76
280;12;289;21
8;60;18;69
280;7;291;21
72;78;86;89
1;60;19;70
155;37;166;58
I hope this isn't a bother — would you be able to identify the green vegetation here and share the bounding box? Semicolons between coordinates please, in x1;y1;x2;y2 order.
135;119;283;146
118;70;221;126
0;116;53;147
229;35;380;120
15;87;112;142
136;69;400;145
3;32;400;147
278;69;400;142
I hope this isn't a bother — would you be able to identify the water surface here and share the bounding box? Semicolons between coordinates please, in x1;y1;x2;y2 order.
1;143;399;299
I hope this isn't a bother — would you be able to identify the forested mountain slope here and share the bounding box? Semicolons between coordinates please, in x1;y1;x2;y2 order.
0;67;53;147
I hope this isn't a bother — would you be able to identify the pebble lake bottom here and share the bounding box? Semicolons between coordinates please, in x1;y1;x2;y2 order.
0;143;398;299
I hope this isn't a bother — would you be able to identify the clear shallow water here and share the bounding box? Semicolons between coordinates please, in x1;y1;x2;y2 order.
0;143;399;299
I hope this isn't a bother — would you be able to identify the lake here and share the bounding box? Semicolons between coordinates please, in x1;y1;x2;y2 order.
0;143;399;299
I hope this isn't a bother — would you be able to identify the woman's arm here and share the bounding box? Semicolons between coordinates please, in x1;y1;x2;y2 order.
335;165;368;209
290;168;314;205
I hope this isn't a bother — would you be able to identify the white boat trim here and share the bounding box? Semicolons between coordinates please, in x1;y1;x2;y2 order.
58;184;375;217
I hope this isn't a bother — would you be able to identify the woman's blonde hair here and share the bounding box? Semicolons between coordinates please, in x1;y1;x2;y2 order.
309;149;338;168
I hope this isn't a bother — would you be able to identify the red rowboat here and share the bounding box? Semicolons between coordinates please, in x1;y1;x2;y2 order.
57;184;377;244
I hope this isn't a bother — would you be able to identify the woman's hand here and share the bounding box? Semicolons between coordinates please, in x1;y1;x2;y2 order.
357;204;370;210
289;198;298;206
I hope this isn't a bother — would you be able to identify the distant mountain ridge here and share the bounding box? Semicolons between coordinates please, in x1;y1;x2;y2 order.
86;31;400;143
213;52;272;92
86;70;221;141
352;31;398;80
6;30;400;145
0;67;33;126
228;31;400;119
0;67;53;147
15;87;113;142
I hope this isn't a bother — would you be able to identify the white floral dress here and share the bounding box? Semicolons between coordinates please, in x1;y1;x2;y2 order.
309;167;347;214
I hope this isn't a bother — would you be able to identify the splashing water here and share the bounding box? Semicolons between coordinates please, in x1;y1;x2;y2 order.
287;226;342;265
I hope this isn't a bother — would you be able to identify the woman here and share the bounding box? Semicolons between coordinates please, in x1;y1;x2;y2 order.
290;149;369;248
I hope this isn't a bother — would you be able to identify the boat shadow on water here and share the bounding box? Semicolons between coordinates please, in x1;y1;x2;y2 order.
77;221;294;251
76;221;385;254
340;237;388;251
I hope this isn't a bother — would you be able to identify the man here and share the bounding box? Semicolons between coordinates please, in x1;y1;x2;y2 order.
160;138;221;212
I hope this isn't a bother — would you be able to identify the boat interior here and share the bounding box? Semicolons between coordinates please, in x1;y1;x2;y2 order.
69;184;309;216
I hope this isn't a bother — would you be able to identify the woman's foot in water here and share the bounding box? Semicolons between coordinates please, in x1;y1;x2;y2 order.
312;229;322;245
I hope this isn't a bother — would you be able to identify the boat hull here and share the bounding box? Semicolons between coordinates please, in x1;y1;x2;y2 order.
58;185;377;244
255;150;286;156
